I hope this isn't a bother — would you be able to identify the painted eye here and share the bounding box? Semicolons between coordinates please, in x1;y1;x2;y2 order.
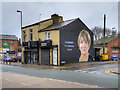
85;41;88;43
81;41;83;43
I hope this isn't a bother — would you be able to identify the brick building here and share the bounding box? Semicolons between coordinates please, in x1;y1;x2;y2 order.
94;34;120;59
0;34;21;58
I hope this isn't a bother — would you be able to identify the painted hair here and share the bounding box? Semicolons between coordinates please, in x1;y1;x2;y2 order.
78;29;91;49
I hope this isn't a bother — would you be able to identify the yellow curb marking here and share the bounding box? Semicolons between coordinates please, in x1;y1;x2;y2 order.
54;62;118;69
43;89;49;90
21;83;31;87
105;68;117;75
6;79;13;82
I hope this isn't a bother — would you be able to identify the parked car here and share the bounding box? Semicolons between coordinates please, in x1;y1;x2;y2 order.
4;57;17;62
4;57;11;62
112;56;119;61
14;56;22;62
10;57;17;62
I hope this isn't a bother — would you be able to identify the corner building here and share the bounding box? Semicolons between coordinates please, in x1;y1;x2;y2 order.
22;14;94;65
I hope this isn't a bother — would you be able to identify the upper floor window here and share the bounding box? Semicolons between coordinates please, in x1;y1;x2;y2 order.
23;31;26;42
11;41;14;44
10;46;14;51
45;32;51;40
29;29;33;41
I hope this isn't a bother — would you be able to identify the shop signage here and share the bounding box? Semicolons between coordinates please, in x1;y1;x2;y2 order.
41;43;47;47
3;43;9;48
23;41;38;48
39;40;52;48
31;41;38;48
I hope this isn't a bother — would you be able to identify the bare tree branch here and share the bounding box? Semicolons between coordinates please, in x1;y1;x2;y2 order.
91;26;117;41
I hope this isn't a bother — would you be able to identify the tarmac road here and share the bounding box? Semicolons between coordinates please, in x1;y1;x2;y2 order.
1;62;119;88
63;62;119;75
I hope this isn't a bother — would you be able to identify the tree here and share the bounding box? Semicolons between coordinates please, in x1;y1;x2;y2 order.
91;26;117;41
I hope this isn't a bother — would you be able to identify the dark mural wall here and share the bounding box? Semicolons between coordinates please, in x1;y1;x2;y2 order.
60;19;94;65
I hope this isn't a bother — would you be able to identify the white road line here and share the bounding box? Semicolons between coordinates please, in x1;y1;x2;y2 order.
42;77;98;87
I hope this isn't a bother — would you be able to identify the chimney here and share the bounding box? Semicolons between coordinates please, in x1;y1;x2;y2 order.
51;14;59;24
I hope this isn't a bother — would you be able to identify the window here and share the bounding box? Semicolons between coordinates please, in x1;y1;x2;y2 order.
23;31;26;42
45;32;51;40
11;41;14;44
29;29;33;41
10;46;14;51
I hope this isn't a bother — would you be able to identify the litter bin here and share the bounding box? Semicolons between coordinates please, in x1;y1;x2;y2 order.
102;54;108;61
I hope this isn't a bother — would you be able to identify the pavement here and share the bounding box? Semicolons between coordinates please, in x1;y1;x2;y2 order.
3;71;100;88
1;60;119;74
110;68;120;75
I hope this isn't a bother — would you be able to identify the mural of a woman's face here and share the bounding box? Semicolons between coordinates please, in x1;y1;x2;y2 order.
78;30;91;62
79;37;89;55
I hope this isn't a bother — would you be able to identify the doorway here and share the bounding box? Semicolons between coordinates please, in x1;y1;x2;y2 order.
41;48;50;65
53;47;58;65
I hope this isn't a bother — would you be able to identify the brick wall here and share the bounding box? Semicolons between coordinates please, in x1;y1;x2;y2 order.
1;39;19;53
106;38;120;59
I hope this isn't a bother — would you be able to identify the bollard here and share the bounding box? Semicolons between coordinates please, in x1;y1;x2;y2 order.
9;61;11;65
8;61;10;65
6;61;7;64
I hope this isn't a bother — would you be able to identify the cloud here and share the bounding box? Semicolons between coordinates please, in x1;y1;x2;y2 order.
2;2;118;38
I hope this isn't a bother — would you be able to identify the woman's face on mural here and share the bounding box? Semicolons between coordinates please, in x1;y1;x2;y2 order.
79;37;89;55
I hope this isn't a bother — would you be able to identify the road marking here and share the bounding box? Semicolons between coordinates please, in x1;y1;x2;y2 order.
21;83;31;87
5;79;13;82
42;77;99;87
105;68;117;75
73;69;102;74
6;79;31;87
104;66;109;67
57;62;118;70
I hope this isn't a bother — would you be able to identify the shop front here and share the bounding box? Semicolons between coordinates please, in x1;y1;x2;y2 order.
23;41;39;64
39;40;58;65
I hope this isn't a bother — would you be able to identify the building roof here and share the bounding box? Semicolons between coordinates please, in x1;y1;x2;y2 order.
22;18;51;29
38;18;78;32
0;34;18;40
94;34;120;45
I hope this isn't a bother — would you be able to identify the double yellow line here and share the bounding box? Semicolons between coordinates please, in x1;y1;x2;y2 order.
6;79;31;87
21;83;31;87
105;68;117;75
54;62;118;69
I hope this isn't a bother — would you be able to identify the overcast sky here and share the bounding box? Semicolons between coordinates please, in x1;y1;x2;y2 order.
2;2;118;38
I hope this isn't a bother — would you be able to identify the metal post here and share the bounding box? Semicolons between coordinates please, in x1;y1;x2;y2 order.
21;11;22;29
103;14;106;54
17;10;22;64
17;10;22;29
112;27;115;59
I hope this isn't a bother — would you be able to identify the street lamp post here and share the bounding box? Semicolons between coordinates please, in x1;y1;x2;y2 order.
112;27;115;59
17;10;22;45
17;10;22;29
17;10;22;63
